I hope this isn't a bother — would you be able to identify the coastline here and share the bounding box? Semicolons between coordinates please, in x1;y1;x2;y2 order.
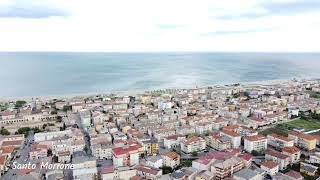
1;77;319;101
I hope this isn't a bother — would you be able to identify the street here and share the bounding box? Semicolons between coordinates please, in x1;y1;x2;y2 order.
2;131;35;180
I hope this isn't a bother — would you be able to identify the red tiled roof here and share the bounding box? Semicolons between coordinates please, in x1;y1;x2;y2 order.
221;129;240;137
266;149;289;160
239;153;252;161
112;144;141;156
101;166;114;174
163;151;180;160
245;134;267;142
1;140;23;147
0;146;15;154
282;146;301;154
268;133;293;142
285;170;303;179
183;136;204;145
136;165;161;175
0;155;7;165
289;131;316;141
261;160;278;169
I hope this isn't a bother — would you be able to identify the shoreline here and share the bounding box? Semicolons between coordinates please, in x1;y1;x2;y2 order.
1;77;319;101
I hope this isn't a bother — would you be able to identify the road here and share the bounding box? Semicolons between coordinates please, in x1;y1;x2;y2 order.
2;131;35;180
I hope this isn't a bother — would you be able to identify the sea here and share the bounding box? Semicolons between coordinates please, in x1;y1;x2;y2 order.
0;52;320;98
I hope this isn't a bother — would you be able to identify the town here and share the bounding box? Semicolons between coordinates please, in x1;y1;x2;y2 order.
1;79;320;180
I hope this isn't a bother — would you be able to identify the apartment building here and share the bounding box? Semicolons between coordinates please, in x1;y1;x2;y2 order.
220;130;241;148
267;133;294;149
244;135;268;153
205;133;231;151
162;152;180;169
265;149;290;170
282;146;301;164
112;144;141;167
180;137;206;153
288;131;317;150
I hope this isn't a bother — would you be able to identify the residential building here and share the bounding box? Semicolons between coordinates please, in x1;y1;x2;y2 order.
112;144;141;167
205;133;231;151
143;139;159;155
146;156;163;169
233;169;264;180
180;137;206;153
265;149;290;170
29;144;48;160
267;133;294;149
211;156;245;180
309;152;320;164
101;166;137;180
220;130;241;148
300;162;318;176
136;165;162;179
163;135;186;149
288;131;317;150
282;146;301;164
162;152;180;169
244;135;268;153
261;160;279;175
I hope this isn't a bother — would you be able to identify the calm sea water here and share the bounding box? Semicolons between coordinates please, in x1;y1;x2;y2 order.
0;52;320;98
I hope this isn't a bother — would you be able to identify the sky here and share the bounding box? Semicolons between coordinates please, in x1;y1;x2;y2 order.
0;0;320;52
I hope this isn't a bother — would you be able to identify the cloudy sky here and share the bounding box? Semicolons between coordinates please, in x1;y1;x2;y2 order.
0;0;319;52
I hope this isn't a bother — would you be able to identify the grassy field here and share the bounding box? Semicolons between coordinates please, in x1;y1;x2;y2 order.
284;118;320;131
260;118;320;136
260;127;288;136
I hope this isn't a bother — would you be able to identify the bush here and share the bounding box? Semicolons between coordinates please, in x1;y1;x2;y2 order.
0;128;10;135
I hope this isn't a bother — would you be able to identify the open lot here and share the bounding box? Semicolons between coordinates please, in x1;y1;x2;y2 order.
260;118;320;136
284;118;320;131
260;127;288;136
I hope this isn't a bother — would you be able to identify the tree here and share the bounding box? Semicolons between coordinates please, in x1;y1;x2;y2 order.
16;127;31;136
32;127;42;133
162;166;173;174
0;127;10;135
251;150;264;156
62;105;72;112
84;146;88;153
56;116;63;122
191;151;198;157
47;149;52;156
52;155;58;163
15;100;26;108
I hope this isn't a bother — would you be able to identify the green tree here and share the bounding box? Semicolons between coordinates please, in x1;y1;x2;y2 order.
15;100;27;108
62;105;72;112
16;127;31;136
192;151;198;157
32;127;42;133
0;127;10;135
47;149;52;156
162;166;173;174
251;150;264;156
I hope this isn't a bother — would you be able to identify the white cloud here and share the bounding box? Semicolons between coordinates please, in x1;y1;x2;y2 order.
0;0;319;51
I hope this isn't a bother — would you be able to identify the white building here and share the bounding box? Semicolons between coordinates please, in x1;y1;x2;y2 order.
220;130;241;148
244;135;268;153
261;160;279;175
180;137;206;153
